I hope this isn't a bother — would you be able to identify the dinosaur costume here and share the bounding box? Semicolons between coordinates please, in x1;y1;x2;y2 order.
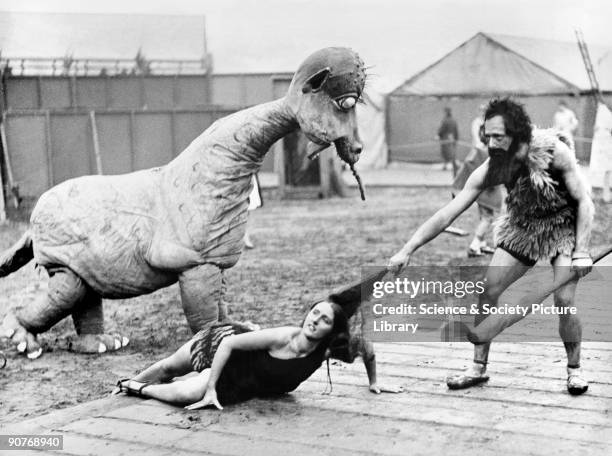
0;47;367;358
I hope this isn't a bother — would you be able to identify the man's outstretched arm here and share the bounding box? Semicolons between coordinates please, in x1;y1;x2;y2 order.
388;163;488;272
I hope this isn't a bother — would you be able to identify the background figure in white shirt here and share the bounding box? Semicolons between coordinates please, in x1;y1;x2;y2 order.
553;100;579;139
588;102;612;203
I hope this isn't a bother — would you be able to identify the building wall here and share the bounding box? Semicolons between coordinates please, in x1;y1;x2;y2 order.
1;72;291;177
0;72;294;217
2;108;238;204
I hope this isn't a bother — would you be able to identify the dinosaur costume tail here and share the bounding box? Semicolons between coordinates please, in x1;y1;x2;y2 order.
0;231;33;277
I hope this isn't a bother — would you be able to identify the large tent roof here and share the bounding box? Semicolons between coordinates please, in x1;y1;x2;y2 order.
392;32;612;97
491;33;612;92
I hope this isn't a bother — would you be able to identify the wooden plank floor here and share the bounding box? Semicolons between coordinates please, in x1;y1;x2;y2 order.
3;340;611;456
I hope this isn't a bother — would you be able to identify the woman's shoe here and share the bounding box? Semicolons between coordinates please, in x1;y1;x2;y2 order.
112;379;149;397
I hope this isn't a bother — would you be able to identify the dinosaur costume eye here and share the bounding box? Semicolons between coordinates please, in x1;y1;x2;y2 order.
334;96;357;111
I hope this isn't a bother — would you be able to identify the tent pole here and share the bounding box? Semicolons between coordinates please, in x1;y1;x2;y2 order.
0;133;6;222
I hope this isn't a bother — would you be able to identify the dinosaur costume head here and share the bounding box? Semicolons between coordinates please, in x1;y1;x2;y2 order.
287;47;366;169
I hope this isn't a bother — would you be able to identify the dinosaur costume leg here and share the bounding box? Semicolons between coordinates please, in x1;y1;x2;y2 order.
3;266;126;357
71;290;104;335
70;288;130;354
179;264;228;332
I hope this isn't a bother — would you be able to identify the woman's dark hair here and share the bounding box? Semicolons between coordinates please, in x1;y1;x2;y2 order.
483;97;532;145
326;302;354;363
303;301;352;362
304;300;352;394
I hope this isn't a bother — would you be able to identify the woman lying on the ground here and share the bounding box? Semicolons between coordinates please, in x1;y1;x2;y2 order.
114;300;402;410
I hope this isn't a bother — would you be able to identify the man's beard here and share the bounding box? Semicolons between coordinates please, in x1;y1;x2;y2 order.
483;142;521;187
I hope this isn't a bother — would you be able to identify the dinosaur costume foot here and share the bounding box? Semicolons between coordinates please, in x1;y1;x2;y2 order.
1;312;43;359
1;313;129;357
66;334;129;354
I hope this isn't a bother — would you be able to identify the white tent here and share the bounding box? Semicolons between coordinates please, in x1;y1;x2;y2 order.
588;102;612;188
356;89;388;170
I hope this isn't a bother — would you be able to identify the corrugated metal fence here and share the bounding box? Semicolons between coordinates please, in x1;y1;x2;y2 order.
0;73;293;218
1;107;238;216
2;73;291;111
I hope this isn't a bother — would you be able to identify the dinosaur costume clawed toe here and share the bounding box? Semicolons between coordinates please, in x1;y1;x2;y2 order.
0;47;368;358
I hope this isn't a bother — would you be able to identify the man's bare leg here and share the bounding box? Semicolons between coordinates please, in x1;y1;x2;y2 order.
552;255;588;395
447;248;530;389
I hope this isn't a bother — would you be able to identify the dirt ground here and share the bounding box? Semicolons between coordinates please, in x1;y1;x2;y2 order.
1;187;611;425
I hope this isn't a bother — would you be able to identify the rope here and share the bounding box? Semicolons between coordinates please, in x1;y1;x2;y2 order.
391;139;473;152
350;164;366;201
393;137;595;152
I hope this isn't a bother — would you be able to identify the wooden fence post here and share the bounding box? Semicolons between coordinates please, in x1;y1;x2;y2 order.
89;111;103;174
0;118;19;208
0;132;6;222
129;111;136;171
44;110;54;188
274;139;286;198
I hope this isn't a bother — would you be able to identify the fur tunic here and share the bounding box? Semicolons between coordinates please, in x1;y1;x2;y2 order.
493;129;577;262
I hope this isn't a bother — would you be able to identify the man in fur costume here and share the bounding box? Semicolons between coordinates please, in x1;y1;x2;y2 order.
388;98;594;395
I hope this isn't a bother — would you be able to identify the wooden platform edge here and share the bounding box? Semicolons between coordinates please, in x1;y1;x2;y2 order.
0;395;139;435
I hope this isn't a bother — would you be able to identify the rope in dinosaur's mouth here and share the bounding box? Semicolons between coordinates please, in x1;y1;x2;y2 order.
350;164;366;201
306;140;365;200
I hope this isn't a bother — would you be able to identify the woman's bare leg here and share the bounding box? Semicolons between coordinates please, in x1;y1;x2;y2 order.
138;369;211;405
133;339;195;383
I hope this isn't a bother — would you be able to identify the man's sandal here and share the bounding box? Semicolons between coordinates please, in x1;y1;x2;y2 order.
446;360;490;390
113;379;149;397
567;367;589;396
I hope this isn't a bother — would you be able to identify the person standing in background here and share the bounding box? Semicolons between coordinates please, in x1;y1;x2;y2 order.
553;100;579;140
437;107;459;174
